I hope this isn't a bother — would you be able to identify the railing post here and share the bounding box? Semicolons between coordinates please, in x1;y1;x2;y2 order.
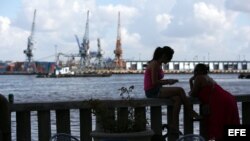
16;111;31;141
199;104;208;140
80;109;92;141
150;106;162;135
184;105;193;134
0;94;11;141
38;110;51;141
242;102;250;124
56;109;71;134
117;107;129;131
167;105;179;141
135;107;146;131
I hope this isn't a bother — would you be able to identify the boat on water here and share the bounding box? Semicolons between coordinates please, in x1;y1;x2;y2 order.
36;73;112;78
238;73;250;79
36;67;112;78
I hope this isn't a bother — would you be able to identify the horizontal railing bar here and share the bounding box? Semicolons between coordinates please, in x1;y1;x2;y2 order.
10;94;250;112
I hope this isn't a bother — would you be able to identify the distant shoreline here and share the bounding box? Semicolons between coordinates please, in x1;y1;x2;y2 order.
0;71;249;75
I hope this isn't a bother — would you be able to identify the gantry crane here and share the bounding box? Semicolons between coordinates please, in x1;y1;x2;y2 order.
23;9;37;72
113;11;124;69
95;38;104;68
56;52;78;67
75;10;90;69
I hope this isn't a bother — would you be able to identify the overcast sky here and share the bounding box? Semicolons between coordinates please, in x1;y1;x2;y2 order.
0;0;250;62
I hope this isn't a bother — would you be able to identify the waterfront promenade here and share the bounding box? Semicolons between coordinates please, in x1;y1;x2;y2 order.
1;94;250;141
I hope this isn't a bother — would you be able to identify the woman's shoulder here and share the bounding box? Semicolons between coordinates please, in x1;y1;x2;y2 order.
195;75;215;86
195;75;206;80
148;60;160;68
195;75;208;84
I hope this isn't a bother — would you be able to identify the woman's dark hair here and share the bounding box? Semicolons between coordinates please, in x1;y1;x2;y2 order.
152;46;174;61
194;63;209;74
162;46;174;60
152;47;163;60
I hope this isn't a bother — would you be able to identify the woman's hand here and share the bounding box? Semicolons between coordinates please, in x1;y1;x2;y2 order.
189;75;196;92
189;75;196;82
188;91;194;97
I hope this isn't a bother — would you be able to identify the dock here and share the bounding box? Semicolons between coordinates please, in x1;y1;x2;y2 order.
0;94;250;141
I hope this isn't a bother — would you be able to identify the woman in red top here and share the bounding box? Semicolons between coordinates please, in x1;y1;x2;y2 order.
189;63;240;140
144;46;200;135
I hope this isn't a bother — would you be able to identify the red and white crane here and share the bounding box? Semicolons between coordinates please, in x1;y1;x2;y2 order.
113;11;124;69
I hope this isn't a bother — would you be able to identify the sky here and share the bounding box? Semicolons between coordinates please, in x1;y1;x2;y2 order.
0;0;250;62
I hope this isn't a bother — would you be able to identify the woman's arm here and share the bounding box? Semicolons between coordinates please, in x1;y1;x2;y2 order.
189;75;196;91
189;75;203;97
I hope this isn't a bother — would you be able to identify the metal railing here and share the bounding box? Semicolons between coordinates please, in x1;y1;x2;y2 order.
1;94;250;141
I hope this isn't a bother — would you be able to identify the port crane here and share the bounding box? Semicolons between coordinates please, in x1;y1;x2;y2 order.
56;10;107;70
75;36;105;68
23;9;37;72
75;10;90;69
114;11;125;69
56;52;78;67
95;38;104;68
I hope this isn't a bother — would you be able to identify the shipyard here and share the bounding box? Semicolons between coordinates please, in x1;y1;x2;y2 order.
1;1;250;141
0;9;250;77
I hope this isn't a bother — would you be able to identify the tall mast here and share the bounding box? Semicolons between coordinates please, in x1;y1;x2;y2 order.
114;11;123;69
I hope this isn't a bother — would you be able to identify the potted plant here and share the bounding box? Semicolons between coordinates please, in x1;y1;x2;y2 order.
89;86;154;141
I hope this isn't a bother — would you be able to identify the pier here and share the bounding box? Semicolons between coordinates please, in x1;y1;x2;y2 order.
126;60;250;73
1;94;250;141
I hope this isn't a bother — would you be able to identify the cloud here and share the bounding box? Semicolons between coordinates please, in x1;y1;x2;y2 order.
0;16;29;61
156;13;172;30
194;2;230;32
0;0;250;62
225;0;250;13
0;16;11;33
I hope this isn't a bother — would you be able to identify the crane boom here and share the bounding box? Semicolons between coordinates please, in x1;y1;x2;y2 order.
30;9;36;41
82;10;89;54
74;35;81;49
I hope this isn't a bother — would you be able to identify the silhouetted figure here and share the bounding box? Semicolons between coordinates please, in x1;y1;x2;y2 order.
144;46;201;138
189;63;240;140
0;94;11;141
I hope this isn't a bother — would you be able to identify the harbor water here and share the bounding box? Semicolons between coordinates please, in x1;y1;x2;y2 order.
1;74;250;102
0;74;249;140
